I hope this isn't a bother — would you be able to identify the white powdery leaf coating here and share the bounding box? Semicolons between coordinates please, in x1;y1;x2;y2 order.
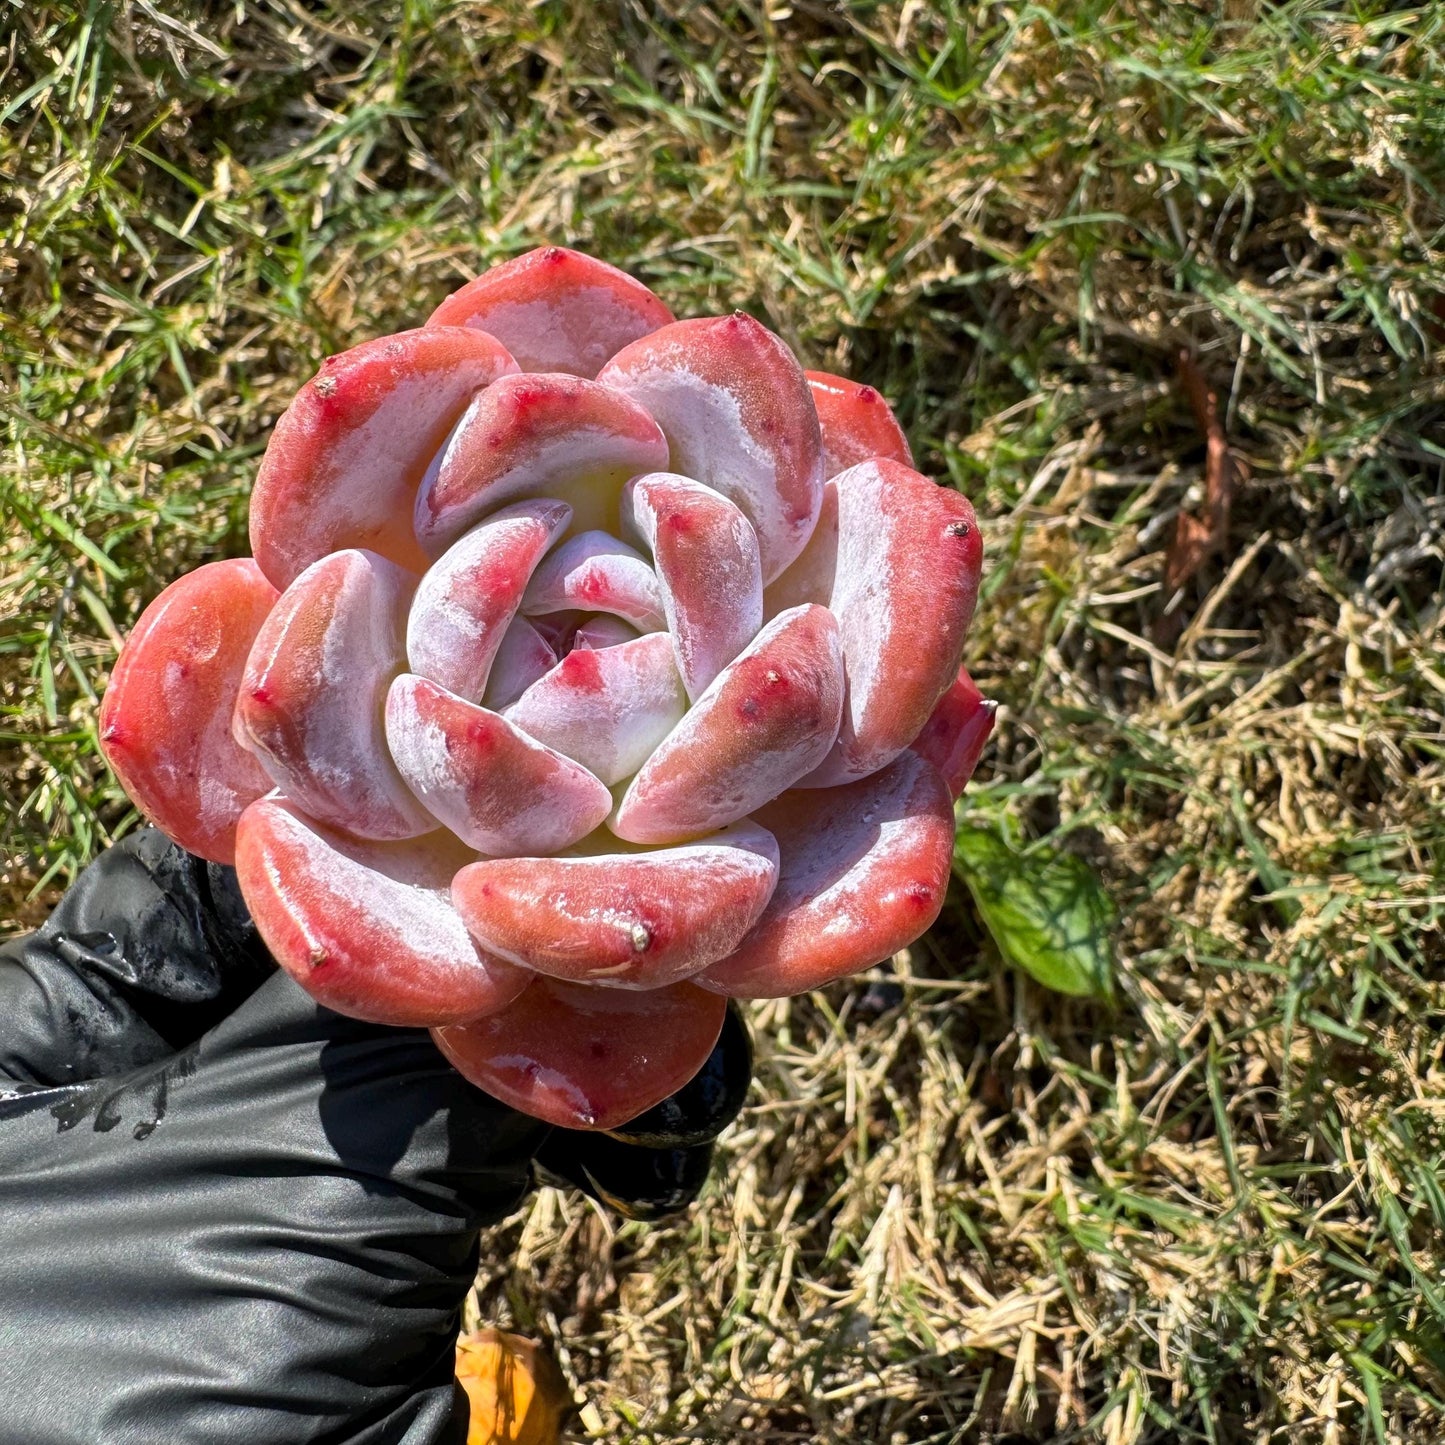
521;530;666;632
573;615;639;650
605;363;801;580
461;292;656;379
254;797;488;976
407;498;572;702
483;616;558;710
828;472;895;718
624;472;764;701
504;632;687;786
237;549;435;840
385;675;612;856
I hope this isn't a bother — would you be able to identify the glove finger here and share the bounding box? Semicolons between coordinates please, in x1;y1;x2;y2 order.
534;1131;715;1223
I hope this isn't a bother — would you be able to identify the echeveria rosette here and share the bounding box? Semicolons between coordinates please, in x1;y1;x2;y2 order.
98;247;994;1131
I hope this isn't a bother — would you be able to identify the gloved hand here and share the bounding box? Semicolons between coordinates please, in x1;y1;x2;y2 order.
0;829;749;1445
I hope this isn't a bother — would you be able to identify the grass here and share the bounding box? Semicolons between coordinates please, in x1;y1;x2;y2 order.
3;1;1444;1439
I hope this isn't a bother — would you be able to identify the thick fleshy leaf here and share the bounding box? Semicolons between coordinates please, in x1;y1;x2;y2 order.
425;246;674;378
386;674;613;856
414;372;669;554
803;459;984;786
481;616;557;710
235;795;526;1026
762;479;837;618
910;666;996;799
234;549;435;840
573;614;639;650
521;530;665;632
805;370;913;477
504;632;687;786
99;559;278;864
624;472;763;701
432;978;727;1129
406;499;571;703
612;605;844;844
599;314;823;582
452;820;778;989
700;752;954;998
250;327;518;588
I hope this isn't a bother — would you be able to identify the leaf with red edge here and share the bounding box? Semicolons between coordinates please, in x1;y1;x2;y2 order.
432;978;727;1129
700;752;954;998
521;530;665;632
426;246;674;378
805;370;913;477
599;313;823;582
624;472;763;701
452;820;778;989
504;632;686;787
802;459;983;787
613;605;843;844
234;549;436;840
235;795;527;1027
414;373;668;554
407;499;572;703
100;559;278;865
249;328;518;589
386;675;613;856
909;666;997;799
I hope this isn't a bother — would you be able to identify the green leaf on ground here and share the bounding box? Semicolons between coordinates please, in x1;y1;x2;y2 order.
953;825;1116;1000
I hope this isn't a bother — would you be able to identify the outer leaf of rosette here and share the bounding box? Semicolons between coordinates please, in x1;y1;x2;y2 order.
406;498;572;703
699;751;955;998
249;327;518;590
800;458;984;787
611;604;844;845
451;820;779;989
234;549;437;840
385;674;614;856
235;795;527;1027
99;559;278;864
425;246;675;379
598;313;824;583
805;370;913;477
413;373;670;556
910;666;997;800
623;472;763;701
432;978;728;1130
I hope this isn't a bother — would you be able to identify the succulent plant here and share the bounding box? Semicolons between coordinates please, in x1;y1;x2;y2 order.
99;247;993;1130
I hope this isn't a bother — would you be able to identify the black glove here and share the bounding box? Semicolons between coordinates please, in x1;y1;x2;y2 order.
0;829;747;1444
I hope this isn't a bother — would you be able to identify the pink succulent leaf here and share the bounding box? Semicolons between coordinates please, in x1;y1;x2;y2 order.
451;819;779;988
235;794;527;1027
700;752;954;998
385;675;613;856
407;498;572;703
910;666;997;800
623;471;764;701
99;559;278;865
432;979;727;1130
413;372;669;555
599;313;823;582
805;370;914;477
762;478;837;619
504;632;687;787
250;327;519;589
234;549;437;840
612;604;844;845
99;248;989;1129
425;246;675;378
521;529;666;632
801;458;984;787
481;616;557;710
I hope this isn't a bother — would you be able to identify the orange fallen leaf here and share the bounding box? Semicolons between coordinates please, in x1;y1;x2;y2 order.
456;1327;569;1445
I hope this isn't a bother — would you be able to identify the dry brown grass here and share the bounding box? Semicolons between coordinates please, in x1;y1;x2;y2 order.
4;2;1445;1440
